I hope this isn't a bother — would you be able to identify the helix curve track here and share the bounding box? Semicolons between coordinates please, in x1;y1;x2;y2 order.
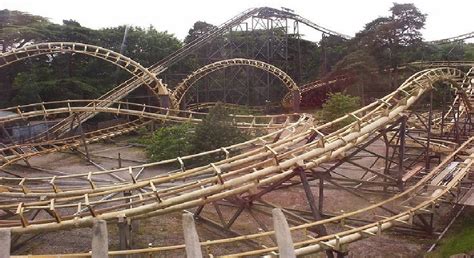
0;65;473;257
1;6;474;258
171;58;301;110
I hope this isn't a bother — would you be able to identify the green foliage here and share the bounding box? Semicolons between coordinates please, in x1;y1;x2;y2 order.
318;92;360;126
465;44;474;61
142;123;194;162
0;9;50;50
97;25;182;67
142;104;249;162
191;104;249;153
426;208;474;257
353;3;427;67
185;21;217;44
331;50;384;101
319;35;350;75
0;11;182;107
10;63;103;105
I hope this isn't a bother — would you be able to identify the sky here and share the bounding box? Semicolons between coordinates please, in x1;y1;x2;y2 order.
1;0;473;43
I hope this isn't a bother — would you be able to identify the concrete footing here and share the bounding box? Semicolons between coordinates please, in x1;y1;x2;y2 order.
272;208;296;258
182;213;203;258
0;228;11;258
92;219;109;258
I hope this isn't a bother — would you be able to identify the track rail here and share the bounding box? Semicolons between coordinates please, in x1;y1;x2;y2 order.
0;42;168;97
0;67;467;234
428;31;474;45
0;67;472;258
0;99;307;167
171;58;300;109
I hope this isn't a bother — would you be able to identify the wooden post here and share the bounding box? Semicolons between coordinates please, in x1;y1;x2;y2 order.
118;152;122;169
117;215;129;252
159;95;170;109
182;213;203;258
272;208;296;258
398;116;406;188
292;90;300;113
0;228;11;258
425;91;433;169
92;219;108;258
76;115;91;161
299;168;334;258
319;174;324;213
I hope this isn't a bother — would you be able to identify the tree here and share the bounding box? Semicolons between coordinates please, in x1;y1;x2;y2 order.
353;3;427;67
0;9;50;51
318;92;360;127
141;104;249;162
184;21;217;44
0;10;183;106
331;50;382;103
191;103;249;153
318;35;349;76
0;9;53;100
142;123;194;161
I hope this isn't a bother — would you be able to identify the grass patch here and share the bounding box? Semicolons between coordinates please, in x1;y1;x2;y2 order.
426;207;474;257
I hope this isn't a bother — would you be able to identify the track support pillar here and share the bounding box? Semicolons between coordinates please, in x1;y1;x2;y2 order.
117;215;131;253
0;228;11;258
92;219;109;258
159;95;170;109
183;213;203;258
272;208;296;258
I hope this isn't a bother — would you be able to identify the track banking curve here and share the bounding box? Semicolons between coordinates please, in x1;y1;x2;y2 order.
1;6;474;257
0;66;473;257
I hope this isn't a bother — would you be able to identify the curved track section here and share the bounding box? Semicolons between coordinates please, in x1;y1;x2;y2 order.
171;58;301;109
0;43;174;141
0;100;306;168
0;67;472;258
0;7;349;139
0;42;168;96
428;31;474;44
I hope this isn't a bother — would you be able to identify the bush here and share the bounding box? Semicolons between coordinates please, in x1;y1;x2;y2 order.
318;92;360;126
142;123;194;161
142;104;249;162
191;103;249;153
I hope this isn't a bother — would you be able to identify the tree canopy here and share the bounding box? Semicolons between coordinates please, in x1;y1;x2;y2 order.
1;4;472;108
352;3;427;67
0;10;182;106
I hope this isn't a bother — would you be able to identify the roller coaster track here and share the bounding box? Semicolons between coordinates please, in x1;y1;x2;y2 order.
0;119;150;168
150;7;350;75
0;100;305;169
0;9;473;256
0;42;172;142
1;66;474;258
171;58;301;109
27;7;347;137
2;8;466;141
0;42;166;95
428;31;474;45
186;102;270;112
177;60;462;111
0;55;470;170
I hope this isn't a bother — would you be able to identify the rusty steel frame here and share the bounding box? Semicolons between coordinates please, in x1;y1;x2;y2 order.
0;66;471;258
0;7;474;257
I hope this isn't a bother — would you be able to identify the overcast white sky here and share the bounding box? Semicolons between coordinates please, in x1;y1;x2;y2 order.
1;0;473;42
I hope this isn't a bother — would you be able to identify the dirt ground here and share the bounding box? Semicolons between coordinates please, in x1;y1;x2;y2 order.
5;135;454;257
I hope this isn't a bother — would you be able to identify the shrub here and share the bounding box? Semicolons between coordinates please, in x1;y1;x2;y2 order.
143;123;194;161
318;92;360;127
142;104;249;162
191;103;249;153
